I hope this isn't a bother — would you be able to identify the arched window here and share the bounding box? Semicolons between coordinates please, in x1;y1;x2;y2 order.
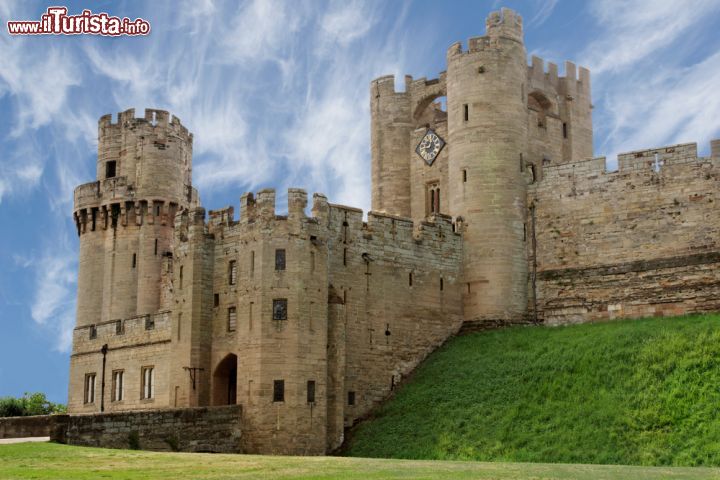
528;91;553;129
427;182;440;216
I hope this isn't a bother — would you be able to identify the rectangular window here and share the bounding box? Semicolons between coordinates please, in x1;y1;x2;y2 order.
249;302;254;331
228;306;237;332
132;253;136;268
110;204;120;229
112;370;124;402
409;272;413;287
141;366;154;400
440;277;444;291
348;391;355;406
91;208;97;231
154;239;158;255
105;160;116;178
275;249;286;271
563;122;568;139
520;153;524;172
177;313;182;341
89;325;97;340
179;265;183;289
228;260;237;285
463;104;469;121
214;293;219;307
307;380;316;404
250;251;255;277
343;248;347;266
145;316;155;330
84;373;96;404
115;320;124;335
273;380;285;402
273;299;288;321
463;169;467;182
155;204;161;217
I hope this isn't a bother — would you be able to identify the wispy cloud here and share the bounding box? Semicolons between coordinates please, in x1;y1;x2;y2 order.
527;0;559;28
598;50;720;162
581;0;720;167
582;0;720;74
0;36;79;135
25;237;77;353
0;140;44;204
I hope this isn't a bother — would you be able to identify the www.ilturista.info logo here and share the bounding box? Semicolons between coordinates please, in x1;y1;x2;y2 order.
7;7;150;36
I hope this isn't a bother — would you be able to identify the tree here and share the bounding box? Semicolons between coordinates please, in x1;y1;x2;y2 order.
0;393;66;417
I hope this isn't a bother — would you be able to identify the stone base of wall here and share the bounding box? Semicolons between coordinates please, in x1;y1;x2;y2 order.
459;317;538;334
64;405;242;453
538;253;720;325
0;414;69;440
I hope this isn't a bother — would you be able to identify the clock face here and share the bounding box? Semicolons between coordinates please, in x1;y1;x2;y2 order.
415;129;445;166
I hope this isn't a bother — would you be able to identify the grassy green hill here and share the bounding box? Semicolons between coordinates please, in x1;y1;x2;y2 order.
344;314;720;467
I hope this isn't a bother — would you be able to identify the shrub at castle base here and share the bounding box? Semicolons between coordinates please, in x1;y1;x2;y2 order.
345;314;720;467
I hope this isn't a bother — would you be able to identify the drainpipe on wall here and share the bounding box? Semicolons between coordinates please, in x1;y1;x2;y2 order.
100;344;108;412
530;205;539;324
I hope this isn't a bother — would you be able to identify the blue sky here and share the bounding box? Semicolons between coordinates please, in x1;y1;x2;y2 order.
1;0;719;404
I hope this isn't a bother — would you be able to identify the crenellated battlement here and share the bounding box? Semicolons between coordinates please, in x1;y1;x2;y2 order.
180;188;462;250
446;7;524;59
98;108;193;142
527;56;590;95
371;75;406;97
539;141;719;183
486;7;522;42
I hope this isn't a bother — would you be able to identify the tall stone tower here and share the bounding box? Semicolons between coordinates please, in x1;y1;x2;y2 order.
370;7;592;325
446;9;529;323
72;108;195;329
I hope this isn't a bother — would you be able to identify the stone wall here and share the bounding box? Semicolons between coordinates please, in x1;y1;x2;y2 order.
0;414;68;440
64;405;242;453
68;311;173;412
169;189;463;455
531;142;720;324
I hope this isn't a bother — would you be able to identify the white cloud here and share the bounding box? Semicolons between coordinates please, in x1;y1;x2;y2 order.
0;33;79;134
581;0;720;166
582;0;720;74
598;50;720;165
319;0;376;48
26;238;77;353
218;0;307;63
0;141;44;204
527;0;559;28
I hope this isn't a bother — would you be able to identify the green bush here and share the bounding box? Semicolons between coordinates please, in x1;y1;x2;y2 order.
0;397;26;417
0;393;66;417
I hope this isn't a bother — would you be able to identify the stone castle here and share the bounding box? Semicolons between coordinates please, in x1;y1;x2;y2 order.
68;8;720;454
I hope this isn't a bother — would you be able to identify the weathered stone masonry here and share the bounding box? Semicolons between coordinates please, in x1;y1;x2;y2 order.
59;7;719;455
531;142;720;324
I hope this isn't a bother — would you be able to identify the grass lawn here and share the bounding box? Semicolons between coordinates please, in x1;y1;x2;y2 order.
345;314;720;467
0;442;718;480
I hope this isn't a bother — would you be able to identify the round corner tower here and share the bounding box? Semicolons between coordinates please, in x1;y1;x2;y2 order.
446;8;529;323
73;108;195;328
